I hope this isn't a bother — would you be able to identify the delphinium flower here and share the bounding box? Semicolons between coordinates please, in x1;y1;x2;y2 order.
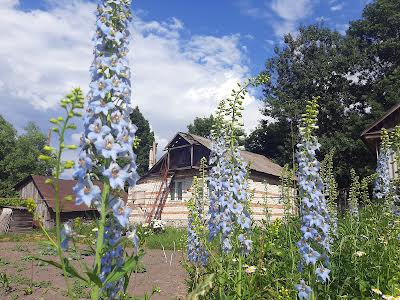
348;169;360;217
320;149;338;234
207;89;253;255
73;0;139;298
373;128;393;211
296;97;331;299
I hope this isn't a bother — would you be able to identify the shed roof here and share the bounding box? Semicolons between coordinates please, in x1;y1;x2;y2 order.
149;132;282;178
16;175;127;213
361;102;400;151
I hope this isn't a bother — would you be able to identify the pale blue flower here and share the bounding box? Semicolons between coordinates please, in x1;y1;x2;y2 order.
74;179;101;207
60;222;73;250
296;280;312;300
94;134;122;161
315;266;330;283
111;198;131;228
88;117;111;141
103;162;128;189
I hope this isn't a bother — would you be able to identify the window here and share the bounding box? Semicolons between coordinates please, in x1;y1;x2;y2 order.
170;181;183;201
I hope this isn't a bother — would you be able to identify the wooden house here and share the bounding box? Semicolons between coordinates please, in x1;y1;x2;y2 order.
15;175;100;228
128;132;286;227
361;102;400;179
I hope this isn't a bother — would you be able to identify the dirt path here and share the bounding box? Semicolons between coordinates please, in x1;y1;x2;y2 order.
0;242;187;300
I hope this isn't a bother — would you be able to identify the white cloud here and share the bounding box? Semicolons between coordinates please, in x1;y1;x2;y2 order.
270;0;315;22
237;0;319;37
336;23;349;34
0;0;262;163
330;3;344;11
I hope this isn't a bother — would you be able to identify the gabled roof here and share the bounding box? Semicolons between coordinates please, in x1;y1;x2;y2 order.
16;175;127;212
361;102;400;151
361;102;400;137
145;132;282;179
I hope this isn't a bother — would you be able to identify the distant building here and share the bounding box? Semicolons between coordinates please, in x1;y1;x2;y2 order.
15;175;101;228
128;132;287;227
361;102;400;179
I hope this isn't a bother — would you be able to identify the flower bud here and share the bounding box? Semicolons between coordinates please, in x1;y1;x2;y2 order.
43;146;54;152
64;195;73;201
38;155;51;161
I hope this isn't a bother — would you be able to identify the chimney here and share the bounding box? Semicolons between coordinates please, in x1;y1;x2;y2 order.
148;141;158;170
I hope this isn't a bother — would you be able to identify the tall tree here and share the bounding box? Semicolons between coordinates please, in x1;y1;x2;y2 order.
0;120;53;197
0;116;17;196
129;106;155;176
187;115;215;138
246;24;377;187
347;0;400;118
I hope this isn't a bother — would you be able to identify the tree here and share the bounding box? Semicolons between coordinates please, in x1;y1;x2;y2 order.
246;24;378;187
0;120;53;197
187;115;215;138
0;116;17;196
129;106;155;176
347;0;400;118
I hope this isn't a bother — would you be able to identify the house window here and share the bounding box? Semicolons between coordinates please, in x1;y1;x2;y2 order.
170;181;183;201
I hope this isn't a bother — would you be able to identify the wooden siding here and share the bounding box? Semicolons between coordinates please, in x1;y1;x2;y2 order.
18;181;52;228
128;169;291;227
0;206;33;232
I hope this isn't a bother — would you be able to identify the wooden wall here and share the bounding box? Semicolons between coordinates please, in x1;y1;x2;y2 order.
18;181;51;228
128;169;288;227
0;206;33;232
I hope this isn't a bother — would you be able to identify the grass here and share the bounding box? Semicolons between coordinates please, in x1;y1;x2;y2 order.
144;227;186;250
0;229;55;243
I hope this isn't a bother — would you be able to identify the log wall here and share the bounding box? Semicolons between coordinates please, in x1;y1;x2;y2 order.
128;170;291;227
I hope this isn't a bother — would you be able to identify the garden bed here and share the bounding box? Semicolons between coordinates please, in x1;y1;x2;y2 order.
0;241;187;299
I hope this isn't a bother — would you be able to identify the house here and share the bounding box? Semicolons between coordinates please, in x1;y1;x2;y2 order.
361;102;400;179
15;175;100;228
128;132;286;227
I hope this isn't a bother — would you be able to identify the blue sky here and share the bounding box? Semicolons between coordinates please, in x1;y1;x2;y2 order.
0;0;370;165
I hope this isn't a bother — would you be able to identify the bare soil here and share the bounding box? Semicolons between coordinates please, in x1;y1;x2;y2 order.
0;242;187;300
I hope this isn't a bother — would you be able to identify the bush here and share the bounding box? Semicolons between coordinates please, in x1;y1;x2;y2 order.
186;204;400;299
0;198;29;207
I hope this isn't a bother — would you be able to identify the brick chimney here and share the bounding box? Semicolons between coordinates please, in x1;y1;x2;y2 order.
148;141;158;170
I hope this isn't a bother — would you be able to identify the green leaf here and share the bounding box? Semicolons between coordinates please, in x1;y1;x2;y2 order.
103;255;139;285
63;258;88;283
187;273;215;300
84;270;102;288
34;257;63;269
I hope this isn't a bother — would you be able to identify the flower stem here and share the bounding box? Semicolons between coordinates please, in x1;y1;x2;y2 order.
55;111;74;299
92;180;110;299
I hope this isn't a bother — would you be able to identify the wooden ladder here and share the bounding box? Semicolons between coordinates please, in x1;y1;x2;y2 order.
146;159;171;224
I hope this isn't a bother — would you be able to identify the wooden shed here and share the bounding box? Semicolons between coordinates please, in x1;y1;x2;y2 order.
15;175;100;228
128;132;286;227
361;102;400;179
0;206;33;232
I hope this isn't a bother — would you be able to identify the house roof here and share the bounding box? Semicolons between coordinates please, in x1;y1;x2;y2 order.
361;102;400;151
148;132;282;178
16;175;127;213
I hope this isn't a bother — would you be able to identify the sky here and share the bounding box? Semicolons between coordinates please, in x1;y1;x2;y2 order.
0;0;371;168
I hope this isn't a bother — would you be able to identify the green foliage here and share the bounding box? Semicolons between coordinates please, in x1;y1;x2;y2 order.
191;205;400;299
279;164;296;219
247;0;400;187
348;169;361;214
144;226;186;250
129;106;155;176
321;149;338;215
0;198;30;207
0;118;53;197
188;115;215;138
